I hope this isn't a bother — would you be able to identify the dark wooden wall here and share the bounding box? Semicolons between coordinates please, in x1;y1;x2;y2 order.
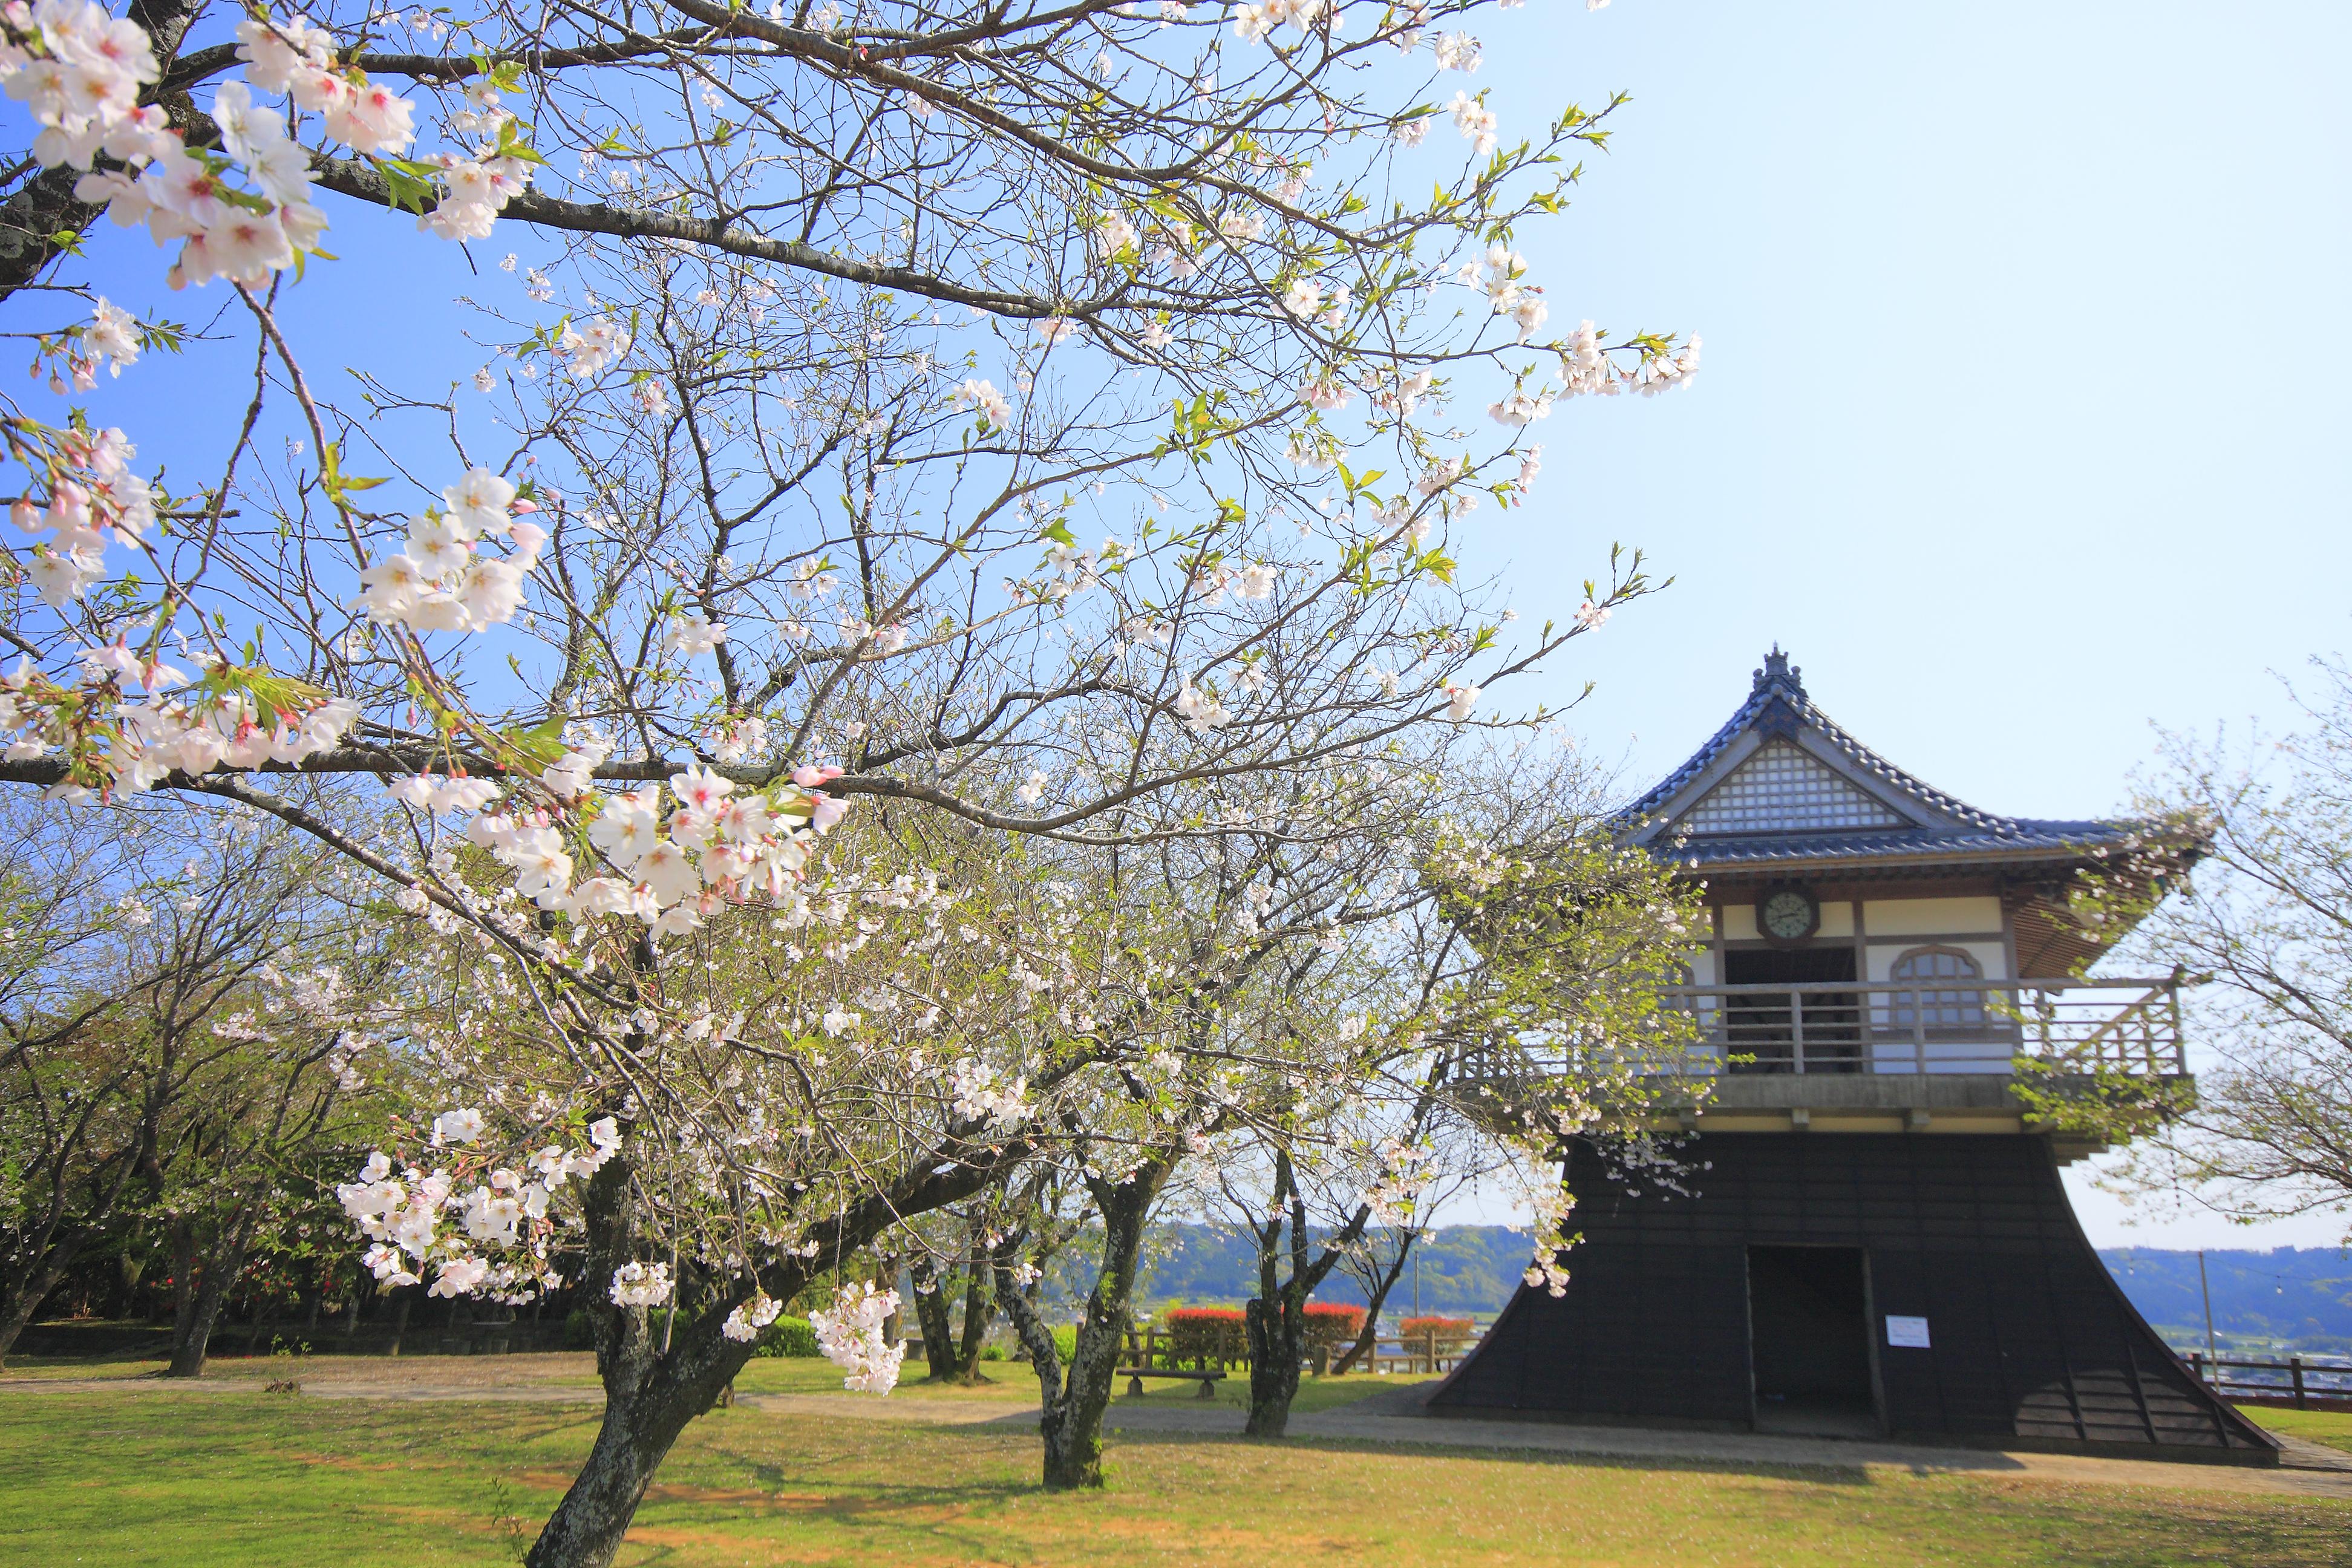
1428;1132;2278;1463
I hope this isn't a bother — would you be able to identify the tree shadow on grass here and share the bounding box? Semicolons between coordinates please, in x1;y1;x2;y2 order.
1085;1423;1883;1489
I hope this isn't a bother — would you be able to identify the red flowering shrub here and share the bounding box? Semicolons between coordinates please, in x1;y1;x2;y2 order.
1156;1301;1373;1365
1163;1306;1247;1365
1396;1315;1474;1350
1301;1301;1368;1352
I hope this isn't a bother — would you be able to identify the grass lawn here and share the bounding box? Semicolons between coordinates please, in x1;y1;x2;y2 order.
2244;1405;2352;1457
0;1359;2345;1566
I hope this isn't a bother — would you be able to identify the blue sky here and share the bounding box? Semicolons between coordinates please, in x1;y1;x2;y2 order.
1438;1;2352;1249
33;3;2352;1247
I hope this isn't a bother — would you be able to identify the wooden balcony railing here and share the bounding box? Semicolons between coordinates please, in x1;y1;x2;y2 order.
1657;977;2186;1077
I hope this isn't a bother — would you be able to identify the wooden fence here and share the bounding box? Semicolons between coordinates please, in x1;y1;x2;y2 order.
2186;1352;2352;1411
1116;1323;1480;1377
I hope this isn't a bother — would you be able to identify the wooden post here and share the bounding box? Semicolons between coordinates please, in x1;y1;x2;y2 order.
2292;1356;2308;1411
1791;990;1807;1075
1911;986;1927;1075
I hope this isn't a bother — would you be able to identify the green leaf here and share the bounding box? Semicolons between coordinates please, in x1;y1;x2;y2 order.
500;714;570;767
374;157;440;216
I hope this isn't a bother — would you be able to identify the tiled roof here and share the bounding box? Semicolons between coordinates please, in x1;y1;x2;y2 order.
1657;823;2129;868
1625;648;2135;866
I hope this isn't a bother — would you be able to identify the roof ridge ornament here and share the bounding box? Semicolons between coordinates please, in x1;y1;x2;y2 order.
1753;644;1802;694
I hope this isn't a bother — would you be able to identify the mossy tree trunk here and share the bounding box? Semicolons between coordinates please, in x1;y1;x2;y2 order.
1241;1148;1373;1439
952;1246;996;1382
993;1152;1174;1491
910;1256;961;1381
520;1114;1025;1567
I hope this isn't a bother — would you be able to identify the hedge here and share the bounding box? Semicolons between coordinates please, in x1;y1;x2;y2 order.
1163;1306;1246;1365
751;1315;819;1357
1301;1301;1367;1352
1395;1315;1474;1350
1158;1301;1368;1365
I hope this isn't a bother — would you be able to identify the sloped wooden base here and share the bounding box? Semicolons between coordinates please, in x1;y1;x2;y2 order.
1428;1133;2278;1465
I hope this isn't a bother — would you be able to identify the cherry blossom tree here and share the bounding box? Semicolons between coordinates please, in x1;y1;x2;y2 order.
2033;659;2352;1238
0;791;385;1365
0;0;1696;1558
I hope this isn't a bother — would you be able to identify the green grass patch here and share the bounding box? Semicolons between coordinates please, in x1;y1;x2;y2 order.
0;1374;2344;1566
2243;1404;2352;1456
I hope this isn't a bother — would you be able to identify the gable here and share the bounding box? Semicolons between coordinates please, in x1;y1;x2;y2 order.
1673;739;1909;836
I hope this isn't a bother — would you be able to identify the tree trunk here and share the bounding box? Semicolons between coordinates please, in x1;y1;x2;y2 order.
168;1218;196;1333
1331;1235;1418;1376
388;1288;412;1357
952;1255;995;1382
1243;1291;1308;1437
521;1134;758;1568
166;1233;250;1377
165;1205;261;1377
1240;1149;1370;1436
522;1311;754;1568
994;1158;1171;1490
910;1258;960;1381
166;1271;232;1376
876;1251;903;1345
0;1248;73;1367
515;1088;1025;1562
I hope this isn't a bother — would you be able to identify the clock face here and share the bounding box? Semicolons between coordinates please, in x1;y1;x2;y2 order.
1760;889;1816;941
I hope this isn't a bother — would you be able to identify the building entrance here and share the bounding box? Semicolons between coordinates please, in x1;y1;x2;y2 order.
1747;1244;1878;1437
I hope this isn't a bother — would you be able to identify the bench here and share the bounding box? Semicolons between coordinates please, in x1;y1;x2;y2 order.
1119;1365;1225;1398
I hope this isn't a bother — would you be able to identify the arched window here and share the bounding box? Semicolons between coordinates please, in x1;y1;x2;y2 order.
1887;946;1985;1029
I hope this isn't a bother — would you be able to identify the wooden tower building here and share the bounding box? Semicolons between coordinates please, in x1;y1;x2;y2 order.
1429;650;2278;1463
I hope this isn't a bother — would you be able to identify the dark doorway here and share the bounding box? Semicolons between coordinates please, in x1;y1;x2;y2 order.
1724;948;1857;985
1725;947;1860;1073
1747;1245;1878;1437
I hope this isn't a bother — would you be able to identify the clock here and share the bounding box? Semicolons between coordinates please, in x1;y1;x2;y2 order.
1757;886;1819;944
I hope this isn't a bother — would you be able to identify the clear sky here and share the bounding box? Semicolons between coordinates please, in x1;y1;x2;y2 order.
1430;1;2352;1250
28;4;2351;1249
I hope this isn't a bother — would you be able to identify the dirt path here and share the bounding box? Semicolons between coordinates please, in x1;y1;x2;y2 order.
1241;1385;2352;1501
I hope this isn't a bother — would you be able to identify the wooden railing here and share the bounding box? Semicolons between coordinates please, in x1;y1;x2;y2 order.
2187;1351;2352;1411
1651;977;2187;1077
1115;1323;1483;1378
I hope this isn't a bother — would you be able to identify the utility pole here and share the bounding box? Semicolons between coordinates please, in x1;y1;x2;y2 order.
2198;1250;2219;1370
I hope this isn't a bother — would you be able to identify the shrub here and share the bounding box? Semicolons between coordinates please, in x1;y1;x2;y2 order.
1396;1315;1474;1350
563;1308;595;1350
1051;1324;1077;1366
1301;1301;1367;1353
1162;1306;1247;1366
751;1315;818;1357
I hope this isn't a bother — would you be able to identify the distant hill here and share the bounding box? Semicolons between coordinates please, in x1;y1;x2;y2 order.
2102;1246;2352;1356
1134;1224;1534;1320
1117;1225;2352;1353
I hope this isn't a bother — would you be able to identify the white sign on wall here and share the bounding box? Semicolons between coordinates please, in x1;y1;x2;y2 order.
1885;1315;1932;1349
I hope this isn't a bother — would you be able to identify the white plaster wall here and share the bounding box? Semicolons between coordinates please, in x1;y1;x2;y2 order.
1861;896;2004;936
1716;900;1852;939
